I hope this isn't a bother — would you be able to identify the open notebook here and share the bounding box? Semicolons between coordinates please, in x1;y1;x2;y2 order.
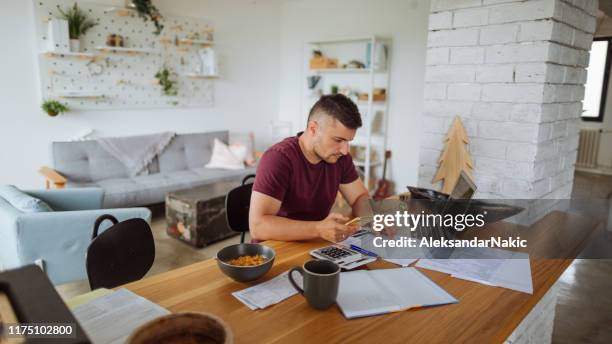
336;268;458;319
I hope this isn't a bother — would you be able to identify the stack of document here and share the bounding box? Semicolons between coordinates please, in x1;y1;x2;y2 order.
232;271;301;310
336;268;458;319
72;288;170;344
416;247;533;294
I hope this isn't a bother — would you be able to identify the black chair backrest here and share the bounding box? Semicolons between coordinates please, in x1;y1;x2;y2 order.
86;215;155;290
225;174;255;243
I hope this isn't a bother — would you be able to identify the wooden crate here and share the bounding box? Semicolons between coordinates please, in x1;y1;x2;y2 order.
166;180;241;248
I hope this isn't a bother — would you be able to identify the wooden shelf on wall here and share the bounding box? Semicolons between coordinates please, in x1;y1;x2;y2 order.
52;92;106;99
178;39;214;46
95;46;160;55
103;7;136;16
40;51;96;59
183;73;219;79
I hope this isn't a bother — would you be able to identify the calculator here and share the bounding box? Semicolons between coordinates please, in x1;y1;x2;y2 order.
310;244;376;270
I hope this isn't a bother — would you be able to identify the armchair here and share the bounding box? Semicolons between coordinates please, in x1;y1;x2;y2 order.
0;188;151;285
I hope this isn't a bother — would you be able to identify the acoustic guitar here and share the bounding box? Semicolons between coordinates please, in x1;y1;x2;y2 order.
373;150;392;200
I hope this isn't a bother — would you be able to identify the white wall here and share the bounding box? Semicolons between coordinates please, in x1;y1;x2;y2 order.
0;0;281;188
278;0;430;192
1;0;430;191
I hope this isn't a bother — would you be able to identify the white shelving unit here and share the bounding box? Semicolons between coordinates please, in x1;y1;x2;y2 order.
311;68;371;73
304;36;391;190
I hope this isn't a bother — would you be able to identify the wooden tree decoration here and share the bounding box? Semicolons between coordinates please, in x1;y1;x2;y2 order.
432;116;474;194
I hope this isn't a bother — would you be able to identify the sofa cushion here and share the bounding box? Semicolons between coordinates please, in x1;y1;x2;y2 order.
158;131;228;173
205;138;245;170
52;140;128;182
0;185;53;213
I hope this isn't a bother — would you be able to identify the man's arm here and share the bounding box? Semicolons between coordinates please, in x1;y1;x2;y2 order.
249;191;357;242
338;177;373;218
340;177;397;237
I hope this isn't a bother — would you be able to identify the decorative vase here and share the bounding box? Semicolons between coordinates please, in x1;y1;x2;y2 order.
197;48;218;76
47;111;59;117
69;39;80;52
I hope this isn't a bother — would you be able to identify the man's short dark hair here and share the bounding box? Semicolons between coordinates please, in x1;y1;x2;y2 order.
308;94;362;129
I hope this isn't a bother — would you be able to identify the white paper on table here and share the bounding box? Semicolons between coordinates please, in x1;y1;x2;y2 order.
383;258;418;267
416;259;460;276
415;248;533;294
488;253;533;294
232;271;301;310
72;288;170;344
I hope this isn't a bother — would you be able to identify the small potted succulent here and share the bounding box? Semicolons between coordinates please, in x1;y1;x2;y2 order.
41;100;69;117
127;0;164;35
58;3;98;52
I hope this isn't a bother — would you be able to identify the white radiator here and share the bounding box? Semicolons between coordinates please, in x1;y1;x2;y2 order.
576;129;601;168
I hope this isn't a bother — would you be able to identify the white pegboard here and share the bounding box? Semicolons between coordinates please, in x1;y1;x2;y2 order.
33;0;216;110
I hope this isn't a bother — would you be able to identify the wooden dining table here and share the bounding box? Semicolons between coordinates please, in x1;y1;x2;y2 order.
123;210;601;343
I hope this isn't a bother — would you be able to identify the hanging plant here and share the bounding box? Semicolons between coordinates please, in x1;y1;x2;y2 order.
155;66;178;96
130;0;164;35
58;3;98;39
41;100;69;117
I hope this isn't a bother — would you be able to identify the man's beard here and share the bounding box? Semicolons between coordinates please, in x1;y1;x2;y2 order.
313;141;340;163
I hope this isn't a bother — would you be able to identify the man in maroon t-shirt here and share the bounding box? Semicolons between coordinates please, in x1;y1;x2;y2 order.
249;94;372;242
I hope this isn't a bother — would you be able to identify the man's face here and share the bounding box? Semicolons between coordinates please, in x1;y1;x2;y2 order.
312;118;356;163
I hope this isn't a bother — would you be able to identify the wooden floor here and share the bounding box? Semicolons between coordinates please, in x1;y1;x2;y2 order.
56;171;612;343
552;171;612;344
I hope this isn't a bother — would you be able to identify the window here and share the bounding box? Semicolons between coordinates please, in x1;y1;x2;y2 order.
582;38;612;122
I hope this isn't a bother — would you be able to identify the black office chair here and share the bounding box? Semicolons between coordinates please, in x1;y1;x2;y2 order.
86;214;155;290
225;174;255;243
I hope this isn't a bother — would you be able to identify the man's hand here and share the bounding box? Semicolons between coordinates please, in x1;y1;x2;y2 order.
316;213;358;242
380;226;398;238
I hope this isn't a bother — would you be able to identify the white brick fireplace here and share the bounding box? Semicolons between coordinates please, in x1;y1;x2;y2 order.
419;0;598;199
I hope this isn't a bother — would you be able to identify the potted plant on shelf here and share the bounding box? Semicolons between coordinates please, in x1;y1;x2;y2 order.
155;66;178;96
58;3;97;52
41;100;69;117
127;0;164;35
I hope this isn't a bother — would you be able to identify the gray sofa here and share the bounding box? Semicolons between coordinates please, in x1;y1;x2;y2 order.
46;131;255;208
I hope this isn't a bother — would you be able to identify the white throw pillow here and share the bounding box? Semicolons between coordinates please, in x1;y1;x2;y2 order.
205;138;245;170
229;143;248;162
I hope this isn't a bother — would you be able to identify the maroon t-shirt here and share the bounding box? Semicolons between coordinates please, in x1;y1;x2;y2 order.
253;133;359;221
